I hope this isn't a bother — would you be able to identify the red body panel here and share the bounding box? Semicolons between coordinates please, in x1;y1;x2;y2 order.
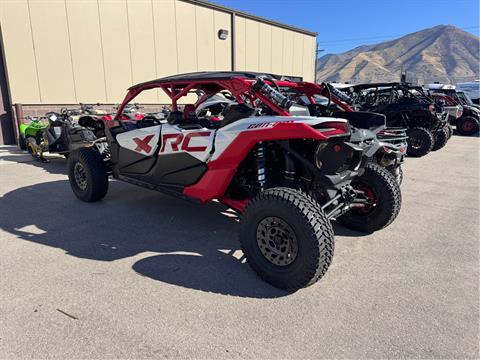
183;122;328;203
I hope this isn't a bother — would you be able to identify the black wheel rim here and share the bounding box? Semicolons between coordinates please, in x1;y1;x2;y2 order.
74;162;88;191
409;135;422;149
256;217;298;266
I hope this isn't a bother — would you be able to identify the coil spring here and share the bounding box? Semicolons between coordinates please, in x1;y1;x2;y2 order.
255;142;266;192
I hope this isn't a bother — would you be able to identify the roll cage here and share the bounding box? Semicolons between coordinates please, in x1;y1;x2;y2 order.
113;71;354;121
344;83;434;106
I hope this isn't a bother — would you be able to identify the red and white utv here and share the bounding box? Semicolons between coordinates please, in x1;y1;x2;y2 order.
68;72;401;291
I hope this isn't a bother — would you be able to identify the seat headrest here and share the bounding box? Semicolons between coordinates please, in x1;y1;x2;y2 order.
183;104;196;120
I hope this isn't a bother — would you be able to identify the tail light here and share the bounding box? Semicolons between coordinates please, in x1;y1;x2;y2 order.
315;120;350;137
429;104;436;113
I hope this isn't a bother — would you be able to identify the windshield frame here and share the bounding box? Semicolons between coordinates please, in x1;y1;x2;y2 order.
457;91;474;105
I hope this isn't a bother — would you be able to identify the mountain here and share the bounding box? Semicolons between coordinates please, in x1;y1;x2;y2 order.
316;25;480;84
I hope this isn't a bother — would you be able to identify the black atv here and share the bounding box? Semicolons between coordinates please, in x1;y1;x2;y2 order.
343;83;450;157
27;109;97;162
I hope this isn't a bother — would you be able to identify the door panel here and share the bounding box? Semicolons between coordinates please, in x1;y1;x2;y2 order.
116;124;211;186
116;125;161;174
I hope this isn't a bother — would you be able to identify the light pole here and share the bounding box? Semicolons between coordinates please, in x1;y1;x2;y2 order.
315;42;325;83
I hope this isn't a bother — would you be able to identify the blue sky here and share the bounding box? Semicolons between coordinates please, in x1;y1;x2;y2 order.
214;0;480;55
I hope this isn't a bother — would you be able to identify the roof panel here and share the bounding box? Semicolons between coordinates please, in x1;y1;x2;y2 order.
128;71;279;90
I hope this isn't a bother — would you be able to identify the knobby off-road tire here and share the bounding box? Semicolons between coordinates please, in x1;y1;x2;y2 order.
338;163;401;233
389;165;403;186
68;147;108;202
432;127;449;151
26;137;38;157
240;187;334;292
406;127;434;157
446;123;454;139
19;134;27;150
456;116;479;136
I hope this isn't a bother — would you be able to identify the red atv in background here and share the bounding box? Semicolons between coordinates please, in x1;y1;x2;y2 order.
78;103;145;134
428;90;480;136
67;72;401;291
429;94;463;124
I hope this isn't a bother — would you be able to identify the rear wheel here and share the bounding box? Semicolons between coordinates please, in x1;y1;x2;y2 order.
19;134;27;150
68;147;108;202
338;163;401;233
240;187;334;292
406;127;434;157
456;116;479;136
432;127;449;151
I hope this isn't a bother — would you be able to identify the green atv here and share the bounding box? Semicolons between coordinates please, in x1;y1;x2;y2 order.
18;116;48;157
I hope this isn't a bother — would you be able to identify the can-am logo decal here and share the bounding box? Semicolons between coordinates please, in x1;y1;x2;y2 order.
247;122;276;129
160;131;211;152
133;134;155;153
247;121;293;129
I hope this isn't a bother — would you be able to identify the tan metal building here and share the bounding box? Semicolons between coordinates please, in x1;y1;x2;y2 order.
0;0;317;144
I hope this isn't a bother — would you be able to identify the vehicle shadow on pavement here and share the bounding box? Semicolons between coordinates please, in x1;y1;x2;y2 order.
331;222;367;237
0;179;290;298
0;153;68;175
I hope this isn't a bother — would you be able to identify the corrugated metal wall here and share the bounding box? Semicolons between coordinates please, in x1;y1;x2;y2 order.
234;16;315;81
0;0;315;105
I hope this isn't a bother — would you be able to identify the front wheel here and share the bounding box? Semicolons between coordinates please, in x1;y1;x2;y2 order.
240;187;334;292
456;116;479;136
406;127;434;157
68;147;108;202
446;123;454;139
388;165;403;186
432;127;449;151
338;163;401;233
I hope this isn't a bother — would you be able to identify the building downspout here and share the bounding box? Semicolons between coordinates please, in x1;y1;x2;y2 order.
231;12;236;71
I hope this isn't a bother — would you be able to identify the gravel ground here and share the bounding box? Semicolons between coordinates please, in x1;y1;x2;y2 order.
0;134;478;359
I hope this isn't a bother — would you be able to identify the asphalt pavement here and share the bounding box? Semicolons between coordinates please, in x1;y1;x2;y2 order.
0;134;478;359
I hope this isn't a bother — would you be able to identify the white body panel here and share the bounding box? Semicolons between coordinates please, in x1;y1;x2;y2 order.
115;115;347;163
158;124;214;162
116;125;161;157
211;115;347;160
116;123;214;162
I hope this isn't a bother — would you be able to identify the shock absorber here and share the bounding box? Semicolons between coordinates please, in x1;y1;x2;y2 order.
252;77;292;109
255;142;266;192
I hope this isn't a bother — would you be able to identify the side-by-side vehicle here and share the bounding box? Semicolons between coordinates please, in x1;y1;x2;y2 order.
67;72;401;291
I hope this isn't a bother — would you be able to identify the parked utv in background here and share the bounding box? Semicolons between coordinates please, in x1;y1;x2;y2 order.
67;71;402;291
456;80;480;105
309;83;407;185
429;93;463;123
427;88;479;136
342;83;450;157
